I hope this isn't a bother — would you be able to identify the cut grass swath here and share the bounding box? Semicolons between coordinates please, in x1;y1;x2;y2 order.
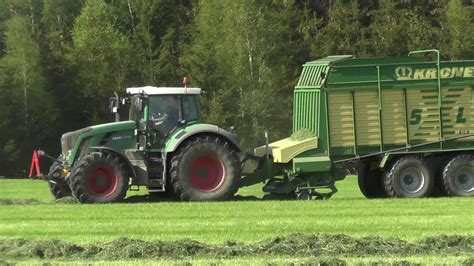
0;234;472;260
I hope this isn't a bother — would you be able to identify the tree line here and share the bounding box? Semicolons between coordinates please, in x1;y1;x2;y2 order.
0;0;472;176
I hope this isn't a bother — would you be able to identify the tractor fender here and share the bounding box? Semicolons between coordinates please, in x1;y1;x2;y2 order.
165;124;240;153
90;146;137;178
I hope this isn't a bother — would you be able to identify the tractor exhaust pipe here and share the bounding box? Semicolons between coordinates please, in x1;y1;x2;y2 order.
265;131;269;161
113;92;120;122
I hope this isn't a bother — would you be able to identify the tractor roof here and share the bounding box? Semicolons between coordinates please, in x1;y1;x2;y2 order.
126;86;201;95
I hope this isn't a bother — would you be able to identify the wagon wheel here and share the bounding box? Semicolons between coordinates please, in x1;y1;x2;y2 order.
357;161;387;198
383;156;434;198
442;154;474;197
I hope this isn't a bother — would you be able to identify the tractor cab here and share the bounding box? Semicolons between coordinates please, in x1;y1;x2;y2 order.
125;86;202;150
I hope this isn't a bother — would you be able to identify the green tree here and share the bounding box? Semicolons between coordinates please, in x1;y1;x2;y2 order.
0;15;56;175
369;1;409;56
181;0;233;126
41;0;86;146
130;0;191;85
183;0;311;148
311;0;370;57
441;0;474;59
69;0;140;123
368;2;441;56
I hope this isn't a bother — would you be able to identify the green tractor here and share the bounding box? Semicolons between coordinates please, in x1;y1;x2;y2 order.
44;83;241;203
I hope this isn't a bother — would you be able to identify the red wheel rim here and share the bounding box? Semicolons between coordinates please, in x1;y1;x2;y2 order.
87;166;119;197
189;155;226;192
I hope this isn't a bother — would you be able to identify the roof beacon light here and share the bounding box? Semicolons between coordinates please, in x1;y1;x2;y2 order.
183;76;189;95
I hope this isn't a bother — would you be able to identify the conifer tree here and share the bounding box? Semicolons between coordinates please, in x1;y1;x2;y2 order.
442;0;474;59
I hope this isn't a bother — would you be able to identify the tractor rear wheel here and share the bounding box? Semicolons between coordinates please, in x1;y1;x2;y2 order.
357;161;387;198
69;152;129;203
170;135;240;201
442;154;474;197
383;156;433;198
47;162;72;199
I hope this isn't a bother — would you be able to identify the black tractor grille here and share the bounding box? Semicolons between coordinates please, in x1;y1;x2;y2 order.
61;127;92;155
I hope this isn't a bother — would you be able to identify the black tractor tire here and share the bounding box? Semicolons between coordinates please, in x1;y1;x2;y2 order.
47;162;72;199
69;152;129;203
442;154;474;197
357;161;387;198
170;135;240;201
383;156;433;198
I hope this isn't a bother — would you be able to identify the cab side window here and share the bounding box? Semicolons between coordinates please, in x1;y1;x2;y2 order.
182;96;199;122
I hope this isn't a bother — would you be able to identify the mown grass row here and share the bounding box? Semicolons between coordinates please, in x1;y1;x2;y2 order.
0;234;472;260
4;256;474;266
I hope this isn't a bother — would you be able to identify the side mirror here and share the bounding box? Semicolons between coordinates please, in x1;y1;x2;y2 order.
122;97;130;105
109;98;118;113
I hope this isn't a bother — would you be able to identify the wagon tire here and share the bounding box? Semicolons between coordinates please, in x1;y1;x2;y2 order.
432;168;448;197
357;161;387;198
383;156;433;198
170;135;240;201
69;152;129;203
47;161;72;199
442;154;474;197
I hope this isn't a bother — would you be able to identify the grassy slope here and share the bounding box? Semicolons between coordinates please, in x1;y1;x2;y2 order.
0;177;472;244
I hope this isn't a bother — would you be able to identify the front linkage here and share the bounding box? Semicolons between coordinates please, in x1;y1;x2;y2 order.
38;151;72;200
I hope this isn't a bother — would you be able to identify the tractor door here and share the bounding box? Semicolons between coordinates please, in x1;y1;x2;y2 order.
147;95;181;149
147;95;200;150
128;95;147;150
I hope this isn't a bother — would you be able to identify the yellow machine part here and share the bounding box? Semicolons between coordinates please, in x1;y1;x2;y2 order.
254;137;318;163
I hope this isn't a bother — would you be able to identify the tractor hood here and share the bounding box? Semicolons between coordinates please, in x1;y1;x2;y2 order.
61;121;136;157
89;120;137;134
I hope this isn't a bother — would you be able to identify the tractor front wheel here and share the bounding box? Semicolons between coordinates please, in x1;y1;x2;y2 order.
69;152;129;203
47;162;72;199
170;135;240;201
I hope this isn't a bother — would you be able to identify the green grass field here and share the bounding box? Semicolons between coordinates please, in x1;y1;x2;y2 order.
0;177;473;265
